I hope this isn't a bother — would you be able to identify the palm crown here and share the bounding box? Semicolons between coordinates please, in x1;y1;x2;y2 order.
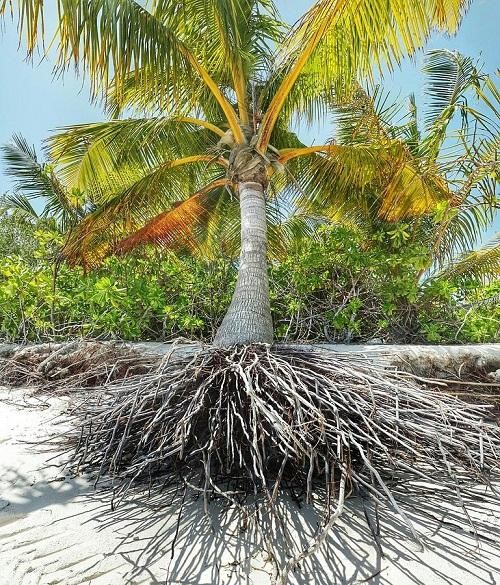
2;0;472;344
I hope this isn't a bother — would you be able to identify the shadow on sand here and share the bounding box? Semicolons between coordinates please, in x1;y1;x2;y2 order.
1;466;499;585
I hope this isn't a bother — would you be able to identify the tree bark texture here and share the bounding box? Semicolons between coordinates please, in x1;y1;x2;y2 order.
214;181;273;346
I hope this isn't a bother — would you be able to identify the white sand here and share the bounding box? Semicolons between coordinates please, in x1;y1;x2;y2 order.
1;385;499;585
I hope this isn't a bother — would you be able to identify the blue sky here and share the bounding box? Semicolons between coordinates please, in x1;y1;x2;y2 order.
0;0;498;234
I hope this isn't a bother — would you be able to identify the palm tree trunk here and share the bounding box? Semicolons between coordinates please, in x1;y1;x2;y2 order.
214;181;273;346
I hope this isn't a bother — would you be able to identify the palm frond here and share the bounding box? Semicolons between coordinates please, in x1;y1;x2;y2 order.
116;178;229;256
399;94;421;155
257;0;470;149
421;50;500;161
1;134;81;230
283;141;449;222
266;206;319;259
431;233;500;284
47;118;223;194
2;135;61;197
155;0;283;125
0;192;40;220
423;49;478;128
378;161;450;221
3;0;245;140
60;157;227;267
2;1;188;100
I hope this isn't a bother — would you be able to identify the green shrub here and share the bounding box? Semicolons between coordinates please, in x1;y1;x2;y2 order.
0;219;497;343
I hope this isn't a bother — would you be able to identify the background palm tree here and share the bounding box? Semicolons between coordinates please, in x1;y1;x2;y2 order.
0;134;90;231
1;0;472;347
310;49;499;287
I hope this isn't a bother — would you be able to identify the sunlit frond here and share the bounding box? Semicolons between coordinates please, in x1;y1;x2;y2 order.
2;1;188;99
61;156;227;267
2;0;246;141
116;178;229;255
47;118;224;194
257;0;470;150
378;162;450;220
283;141;449;222
266;206;320;259
154;0;283;125
333;85;406;145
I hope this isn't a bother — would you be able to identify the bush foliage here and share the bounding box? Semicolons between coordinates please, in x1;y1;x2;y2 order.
1;216;497;344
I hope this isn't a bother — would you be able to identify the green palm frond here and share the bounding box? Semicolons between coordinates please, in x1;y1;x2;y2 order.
266;206;320;259
3;135;63;198
0;192;40;220
2;0;194;105
155;0;283;119
287;141;449;222
421;50;500;161
101;1;283;120
104;69;221;120
2;0;249;141
397;94;422;155
47;117;223;193
332;85;409;146
430;132;500;265
1;134;82;230
430;233;500;284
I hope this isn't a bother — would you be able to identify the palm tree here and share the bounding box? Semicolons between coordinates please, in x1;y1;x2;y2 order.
1;0;471;346
4;7;500;579
409;49;499;281
0;134;89;231
311;49;499;287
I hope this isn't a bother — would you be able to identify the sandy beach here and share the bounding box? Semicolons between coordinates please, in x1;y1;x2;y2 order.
1;384;499;585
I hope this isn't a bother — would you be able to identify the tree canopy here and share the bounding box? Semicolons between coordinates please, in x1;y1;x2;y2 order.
1;0;474;268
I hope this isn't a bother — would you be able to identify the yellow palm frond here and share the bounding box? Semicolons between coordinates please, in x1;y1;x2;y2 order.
2;0;245;142
284;141;450;221
378;162;450;220
258;0;469;150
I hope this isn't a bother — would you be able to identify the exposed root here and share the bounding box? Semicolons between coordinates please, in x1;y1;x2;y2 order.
52;344;499;583
0;341;157;390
